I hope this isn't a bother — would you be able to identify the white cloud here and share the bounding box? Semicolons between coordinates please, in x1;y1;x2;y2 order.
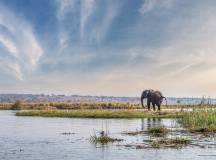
0;5;43;80
139;0;175;14
20;31;43;66
90;2;119;43
139;0;156;14
55;0;77;52
0;35;18;57
56;0;76;20
56;0;120;46
80;0;96;39
8;62;23;81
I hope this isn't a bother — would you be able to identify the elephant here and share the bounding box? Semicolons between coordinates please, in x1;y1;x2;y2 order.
141;89;167;111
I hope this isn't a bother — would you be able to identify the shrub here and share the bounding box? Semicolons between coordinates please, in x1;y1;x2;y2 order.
11;100;22;110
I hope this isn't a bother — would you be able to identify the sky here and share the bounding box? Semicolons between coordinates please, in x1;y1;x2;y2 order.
0;0;216;97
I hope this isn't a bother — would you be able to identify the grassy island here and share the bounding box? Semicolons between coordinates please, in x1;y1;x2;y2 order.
16;109;183;118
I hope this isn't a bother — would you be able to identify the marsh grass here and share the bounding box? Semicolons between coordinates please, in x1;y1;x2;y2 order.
90;131;122;144
148;125;169;136
0;102;141;110
122;125;169;136
179;110;216;133
16;110;184;118
1;101;216;110
90;134;115;144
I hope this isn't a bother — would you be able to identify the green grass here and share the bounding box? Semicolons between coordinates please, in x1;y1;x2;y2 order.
90;133;122;144
16;110;184;119
1;101;216;110
148;125;169;136
90;134;114;144
179;110;216;133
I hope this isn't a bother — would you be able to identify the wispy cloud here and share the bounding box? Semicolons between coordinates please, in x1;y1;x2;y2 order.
139;0;175;14
8;62;23;81
21;31;43;66
56;0;120;47
89;1;120;44
0;35;19;57
56;0;78;51
80;0;96;39
56;0;76;20
0;4;43;80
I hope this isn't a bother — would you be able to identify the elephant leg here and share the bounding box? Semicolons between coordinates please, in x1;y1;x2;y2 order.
157;104;161;111
147;99;151;111
152;103;156;111
157;101;162;111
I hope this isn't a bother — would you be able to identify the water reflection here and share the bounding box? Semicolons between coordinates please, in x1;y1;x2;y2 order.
141;118;162;130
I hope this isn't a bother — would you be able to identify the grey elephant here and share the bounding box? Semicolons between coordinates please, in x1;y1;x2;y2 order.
141;89;167;111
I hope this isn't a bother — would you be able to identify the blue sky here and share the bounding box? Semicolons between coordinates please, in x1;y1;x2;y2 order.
0;0;216;97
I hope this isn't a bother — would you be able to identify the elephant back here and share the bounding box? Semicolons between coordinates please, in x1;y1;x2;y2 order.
154;90;164;100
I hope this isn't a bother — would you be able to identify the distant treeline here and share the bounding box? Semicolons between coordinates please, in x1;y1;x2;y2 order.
0;94;215;105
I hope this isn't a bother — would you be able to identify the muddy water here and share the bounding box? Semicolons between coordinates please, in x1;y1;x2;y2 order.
0;111;215;160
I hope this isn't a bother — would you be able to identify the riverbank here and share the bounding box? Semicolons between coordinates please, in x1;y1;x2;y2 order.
179;110;216;132
16;110;184;118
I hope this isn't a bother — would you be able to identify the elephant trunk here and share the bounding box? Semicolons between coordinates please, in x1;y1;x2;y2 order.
141;96;145;108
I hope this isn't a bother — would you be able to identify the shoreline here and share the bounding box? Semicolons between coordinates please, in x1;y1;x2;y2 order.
16;109;184;119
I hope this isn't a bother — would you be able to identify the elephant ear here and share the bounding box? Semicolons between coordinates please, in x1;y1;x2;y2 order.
146;90;151;97
155;91;163;97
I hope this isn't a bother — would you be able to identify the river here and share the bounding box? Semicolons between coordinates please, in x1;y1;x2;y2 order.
0;111;215;160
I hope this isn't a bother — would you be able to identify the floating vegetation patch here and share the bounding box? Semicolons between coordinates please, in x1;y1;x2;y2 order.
122;130;146;136
60;132;75;135
90;131;123;144
148;125;169;137
149;137;190;148
121;137;191;149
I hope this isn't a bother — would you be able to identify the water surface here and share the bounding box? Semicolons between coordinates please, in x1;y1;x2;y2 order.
0;111;215;160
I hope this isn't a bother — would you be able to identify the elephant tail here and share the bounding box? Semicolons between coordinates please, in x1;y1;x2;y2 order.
162;97;167;106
